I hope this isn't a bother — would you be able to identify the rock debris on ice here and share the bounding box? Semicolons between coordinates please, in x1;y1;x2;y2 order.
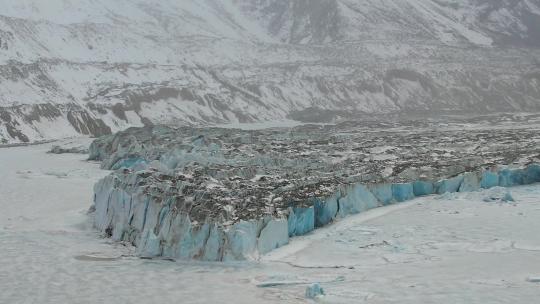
88;120;540;261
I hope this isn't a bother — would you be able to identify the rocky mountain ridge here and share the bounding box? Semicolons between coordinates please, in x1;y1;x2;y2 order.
1;0;540;143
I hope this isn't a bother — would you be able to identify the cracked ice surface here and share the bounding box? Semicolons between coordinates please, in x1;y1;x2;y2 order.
261;186;540;303
1;140;540;303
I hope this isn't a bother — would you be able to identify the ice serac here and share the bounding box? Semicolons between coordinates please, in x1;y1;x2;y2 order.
526;165;540;184
139;231;161;257
257;219;289;255
499;168;526;187
435;175;464;194
313;194;339;228
392;183;415;202
459;172;481;192
413;181;434;197
369;184;394;206
223;221;259;261
288;207;315;237
337;184;379;217
204;224;225;262
481;170;500;189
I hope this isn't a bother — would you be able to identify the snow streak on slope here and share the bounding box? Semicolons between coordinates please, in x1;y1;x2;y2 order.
1;0;540;143
235;0;540;46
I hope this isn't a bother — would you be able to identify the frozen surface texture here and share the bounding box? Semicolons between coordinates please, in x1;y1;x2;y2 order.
90;119;540;260
2;140;540;303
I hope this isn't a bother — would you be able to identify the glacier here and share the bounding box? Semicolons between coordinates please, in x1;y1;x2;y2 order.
89;123;540;261
92;161;540;261
3;138;540;303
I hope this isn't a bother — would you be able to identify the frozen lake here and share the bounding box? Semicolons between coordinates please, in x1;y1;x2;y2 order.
1;139;539;303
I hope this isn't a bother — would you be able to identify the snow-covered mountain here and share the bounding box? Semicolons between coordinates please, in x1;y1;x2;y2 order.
1;0;540;143
235;0;540;46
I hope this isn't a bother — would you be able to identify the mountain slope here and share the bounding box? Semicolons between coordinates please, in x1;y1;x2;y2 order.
235;0;540;46
1;0;539;143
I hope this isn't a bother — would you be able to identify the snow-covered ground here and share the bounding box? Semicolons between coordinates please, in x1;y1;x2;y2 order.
1;140;539;303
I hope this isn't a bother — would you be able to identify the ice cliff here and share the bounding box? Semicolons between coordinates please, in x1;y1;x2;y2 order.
89;122;540;261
